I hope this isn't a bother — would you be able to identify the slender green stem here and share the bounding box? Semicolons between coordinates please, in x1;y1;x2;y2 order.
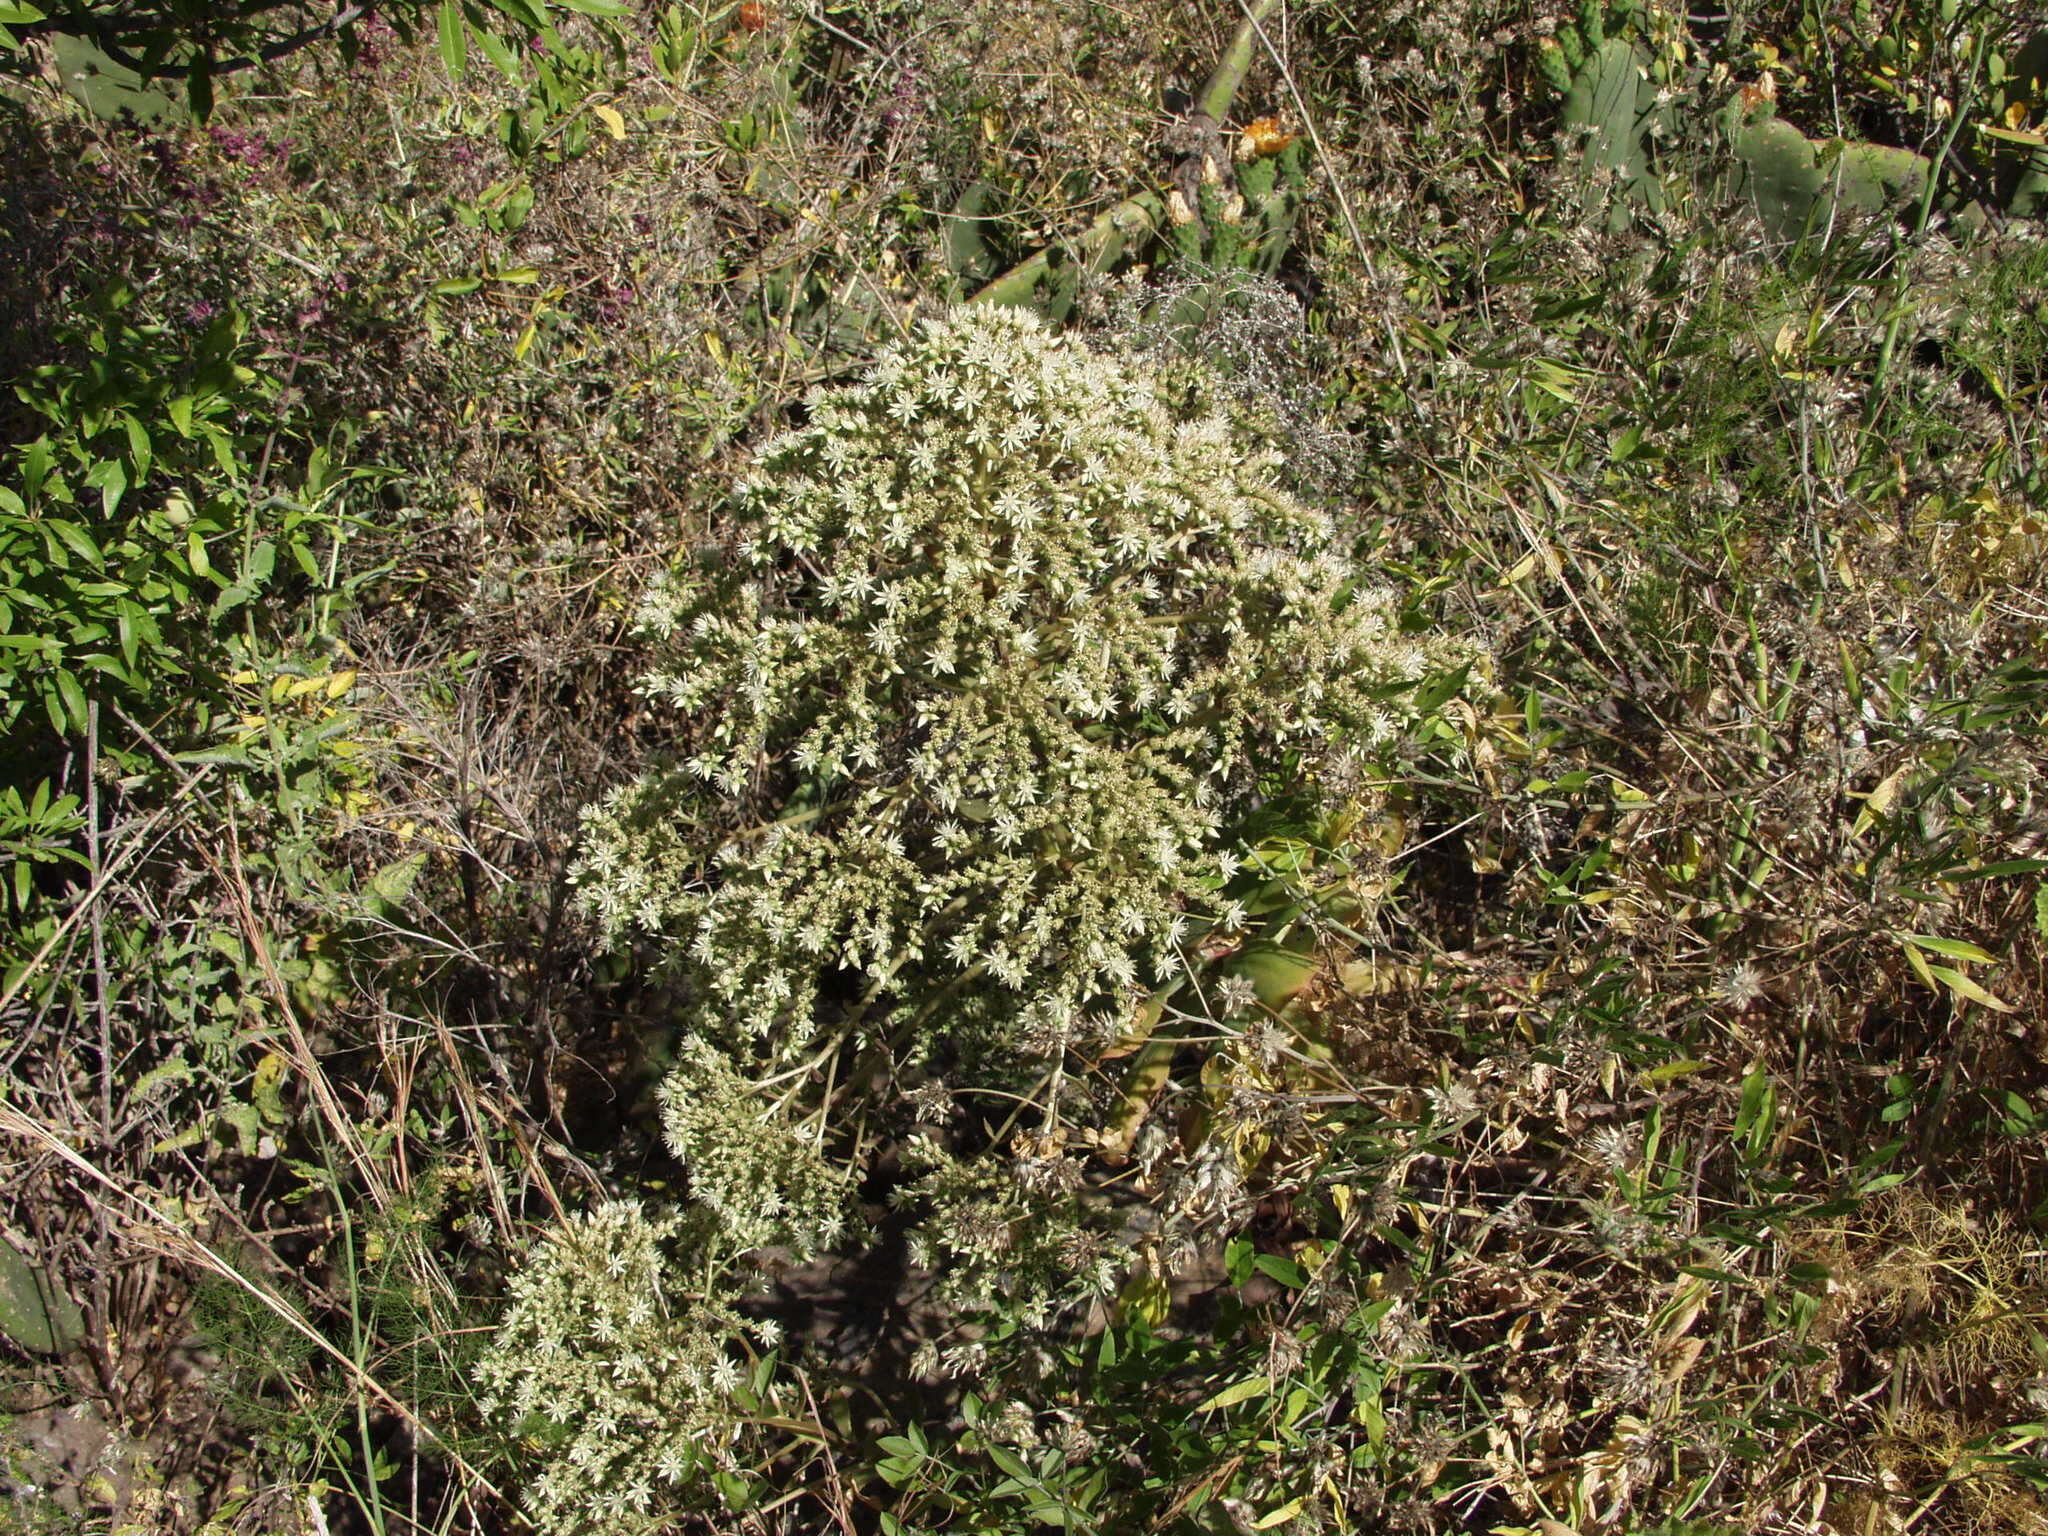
1198;0;1284;125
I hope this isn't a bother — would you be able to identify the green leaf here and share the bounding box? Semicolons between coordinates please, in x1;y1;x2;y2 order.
0;5;50;25
1927;963;2014;1013
1643;1058;1710;1083
1232;943;1317;1007
438;0;467;78
1735;1066;1775;1160
1896;931;1999;964
210;582;256;618
203;426;239;478
186;52;213;122
83;456;127;518
1949;858;2048;880
1225;1235;1253;1287
122;413;152;482
489;0;550;29
44;518;101;568
471;19;521;77
432;275;484;296
166;395;195;437
1900;936;1938;991
496;180;534;230
1252;1253;1309;1289
53;668;87;732
367;853;426;912
175;746;256;768
552;0;629;13
1196;1375;1271;1413
986;1444;1032;1479
21;436;50;501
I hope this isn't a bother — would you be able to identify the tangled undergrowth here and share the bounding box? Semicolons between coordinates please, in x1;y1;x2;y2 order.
2;1;2046;1534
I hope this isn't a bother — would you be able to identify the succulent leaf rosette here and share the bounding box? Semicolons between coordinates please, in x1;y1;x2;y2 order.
575;304;1463;1063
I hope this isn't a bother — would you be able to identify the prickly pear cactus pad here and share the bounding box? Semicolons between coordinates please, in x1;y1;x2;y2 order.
574;304;1466;1067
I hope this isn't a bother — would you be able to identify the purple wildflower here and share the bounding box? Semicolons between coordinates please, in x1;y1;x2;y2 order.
596;282;637;326
882;67;923;131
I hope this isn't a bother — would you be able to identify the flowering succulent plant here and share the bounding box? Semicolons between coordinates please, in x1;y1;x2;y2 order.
574;303;1462;1071
488;303;1473;1534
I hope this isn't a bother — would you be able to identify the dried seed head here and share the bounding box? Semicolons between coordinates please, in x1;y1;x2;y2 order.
1718;961;1767;1011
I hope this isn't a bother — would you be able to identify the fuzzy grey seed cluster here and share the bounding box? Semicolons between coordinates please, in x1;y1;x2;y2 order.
574;304;1452;1061
897;1133;1120;1328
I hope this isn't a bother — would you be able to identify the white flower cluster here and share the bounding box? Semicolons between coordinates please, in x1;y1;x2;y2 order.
473;1202;779;1534
658;1036;855;1256
575;304;1454;1063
